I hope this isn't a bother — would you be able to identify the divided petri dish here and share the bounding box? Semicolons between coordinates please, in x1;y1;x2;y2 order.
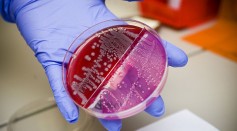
63;19;168;119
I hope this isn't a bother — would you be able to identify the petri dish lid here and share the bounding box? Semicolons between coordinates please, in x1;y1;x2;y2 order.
63;19;168;119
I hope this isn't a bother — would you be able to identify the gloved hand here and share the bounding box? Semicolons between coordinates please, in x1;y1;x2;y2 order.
1;0;188;130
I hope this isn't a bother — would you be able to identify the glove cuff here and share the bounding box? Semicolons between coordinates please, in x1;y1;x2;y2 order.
0;0;14;22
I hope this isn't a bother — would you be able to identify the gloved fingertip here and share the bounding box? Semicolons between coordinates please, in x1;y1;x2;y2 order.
162;40;188;67
145;96;165;117
67;116;78;124
56;97;79;123
64;106;79;123
67;108;79;123
170;50;188;67
149;104;165;117
99;119;122;131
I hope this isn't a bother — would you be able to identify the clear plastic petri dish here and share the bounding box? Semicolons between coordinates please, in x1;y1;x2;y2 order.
63;19;168;120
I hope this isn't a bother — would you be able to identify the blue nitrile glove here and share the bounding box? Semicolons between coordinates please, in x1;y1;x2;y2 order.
1;0;188;131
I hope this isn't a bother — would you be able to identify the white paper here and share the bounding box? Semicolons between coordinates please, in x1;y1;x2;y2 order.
136;109;219;131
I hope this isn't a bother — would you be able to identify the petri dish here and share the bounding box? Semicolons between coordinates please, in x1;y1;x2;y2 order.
63;19;168;119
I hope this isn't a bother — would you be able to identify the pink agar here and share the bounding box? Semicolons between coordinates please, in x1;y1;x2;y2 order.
65;25;167;119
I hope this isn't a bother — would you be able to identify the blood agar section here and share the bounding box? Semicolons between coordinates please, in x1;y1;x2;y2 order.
65;25;167;119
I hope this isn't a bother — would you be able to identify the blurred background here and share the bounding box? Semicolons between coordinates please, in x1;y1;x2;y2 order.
0;0;237;131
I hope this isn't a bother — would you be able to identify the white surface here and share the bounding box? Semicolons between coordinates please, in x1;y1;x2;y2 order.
3;106;104;131
0;127;6;131
137;110;219;131
130;16;161;29
0;20;52;126
161;51;237;131
106;0;140;18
